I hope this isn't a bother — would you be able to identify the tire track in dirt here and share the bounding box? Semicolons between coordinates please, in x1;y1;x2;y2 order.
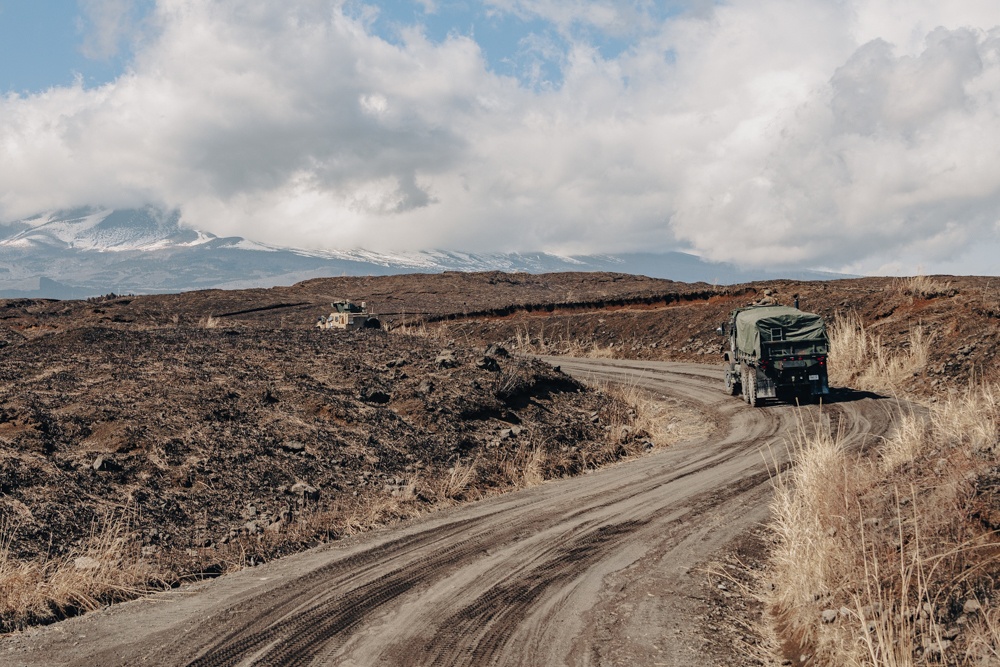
8;359;900;667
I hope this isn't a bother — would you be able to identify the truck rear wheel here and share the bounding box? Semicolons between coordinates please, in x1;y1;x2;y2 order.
724;364;740;395
747;373;758;407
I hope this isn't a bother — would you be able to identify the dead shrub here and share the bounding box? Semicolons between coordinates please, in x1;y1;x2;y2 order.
198;314;220;329
895;275;957;300
510;324;620;359
0;507;161;632
828;312;930;393
766;383;1000;666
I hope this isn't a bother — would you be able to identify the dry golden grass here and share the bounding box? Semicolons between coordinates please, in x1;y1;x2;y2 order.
511;324;620;359
387;321;435;337
333;492;424;536
0;507;161;632
499;440;547;488
894;275;956;301
766;382;1000;666
582;376;708;464
828;312;930;393
438;457;481;500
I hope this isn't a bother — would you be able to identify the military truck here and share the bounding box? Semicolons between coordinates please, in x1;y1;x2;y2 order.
719;305;830;406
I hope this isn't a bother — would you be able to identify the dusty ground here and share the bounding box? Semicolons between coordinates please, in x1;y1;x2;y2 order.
1;325;690;626
0;271;995;665
434;275;1000;393
4;272;993;391
2;358;901;667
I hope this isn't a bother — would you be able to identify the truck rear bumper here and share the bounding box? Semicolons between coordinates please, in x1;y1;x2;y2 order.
758;369;829;397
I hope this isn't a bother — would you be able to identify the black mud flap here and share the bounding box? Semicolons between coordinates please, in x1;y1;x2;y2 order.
809;373;830;396
757;374;777;399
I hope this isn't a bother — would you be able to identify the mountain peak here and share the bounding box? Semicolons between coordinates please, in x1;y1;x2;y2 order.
0;207;851;298
0;207;214;252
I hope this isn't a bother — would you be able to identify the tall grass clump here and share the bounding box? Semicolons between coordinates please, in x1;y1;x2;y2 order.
0;508;161;632
828;312;930;393
894;275;956;301
766;383;1000;666
198;314;220;329
511;324;619;359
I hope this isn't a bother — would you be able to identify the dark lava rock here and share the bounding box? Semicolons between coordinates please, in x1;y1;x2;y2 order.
476;356;500;372
485;343;510;358
360;389;392;404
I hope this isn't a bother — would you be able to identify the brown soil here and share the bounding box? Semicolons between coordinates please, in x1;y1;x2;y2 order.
432;275;1000;392
5;272;992;391
0;324;666;631
0;270;994;662
3;358;897;667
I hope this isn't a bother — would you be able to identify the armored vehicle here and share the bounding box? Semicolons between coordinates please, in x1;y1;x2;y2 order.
316;300;381;330
720;305;830;406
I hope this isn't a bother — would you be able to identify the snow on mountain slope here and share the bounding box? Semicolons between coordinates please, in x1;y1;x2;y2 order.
0;207;851;298
0;208;211;251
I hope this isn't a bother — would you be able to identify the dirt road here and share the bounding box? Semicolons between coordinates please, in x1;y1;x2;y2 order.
2;359;896;667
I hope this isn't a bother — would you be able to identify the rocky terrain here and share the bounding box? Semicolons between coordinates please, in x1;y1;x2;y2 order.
1;321;682;631
431;274;1000;393
0;270;995;637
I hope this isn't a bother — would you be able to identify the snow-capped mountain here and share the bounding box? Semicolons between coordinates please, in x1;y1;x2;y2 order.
1;208;214;252
0;208;849;298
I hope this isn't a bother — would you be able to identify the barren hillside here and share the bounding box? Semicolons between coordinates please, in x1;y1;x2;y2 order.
0;271;995;641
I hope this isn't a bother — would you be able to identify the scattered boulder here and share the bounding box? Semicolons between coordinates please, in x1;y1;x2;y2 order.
485;344;510;358
436;350;458;368
91;455;119;472
922;638;952;660
291;482;320;504
476;356;500;372
361;388;392;404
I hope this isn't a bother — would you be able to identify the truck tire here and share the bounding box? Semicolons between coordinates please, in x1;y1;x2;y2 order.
748;372;758;407
741;368;750;403
724;364;740;395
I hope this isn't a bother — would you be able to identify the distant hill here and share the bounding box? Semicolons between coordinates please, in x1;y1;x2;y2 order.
0;208;850;298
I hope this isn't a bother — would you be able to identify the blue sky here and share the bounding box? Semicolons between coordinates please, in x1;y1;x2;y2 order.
0;0;146;92
1;1;1000;276
0;0;653;93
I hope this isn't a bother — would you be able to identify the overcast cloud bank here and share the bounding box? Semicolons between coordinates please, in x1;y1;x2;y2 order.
2;0;1000;275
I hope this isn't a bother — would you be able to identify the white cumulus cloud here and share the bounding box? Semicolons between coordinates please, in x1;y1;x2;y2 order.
1;0;999;274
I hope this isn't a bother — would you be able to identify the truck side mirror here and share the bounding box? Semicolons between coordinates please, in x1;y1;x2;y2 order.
716;324;726;336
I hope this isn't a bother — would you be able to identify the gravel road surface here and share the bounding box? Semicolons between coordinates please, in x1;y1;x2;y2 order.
2;359;895;667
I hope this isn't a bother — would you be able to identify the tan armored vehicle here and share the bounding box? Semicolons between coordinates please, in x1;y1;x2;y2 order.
316;300;381;330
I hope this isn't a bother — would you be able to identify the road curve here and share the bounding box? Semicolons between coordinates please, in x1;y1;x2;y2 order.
4;359;898;667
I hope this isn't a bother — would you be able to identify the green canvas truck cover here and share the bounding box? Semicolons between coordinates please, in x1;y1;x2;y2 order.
734;306;827;357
